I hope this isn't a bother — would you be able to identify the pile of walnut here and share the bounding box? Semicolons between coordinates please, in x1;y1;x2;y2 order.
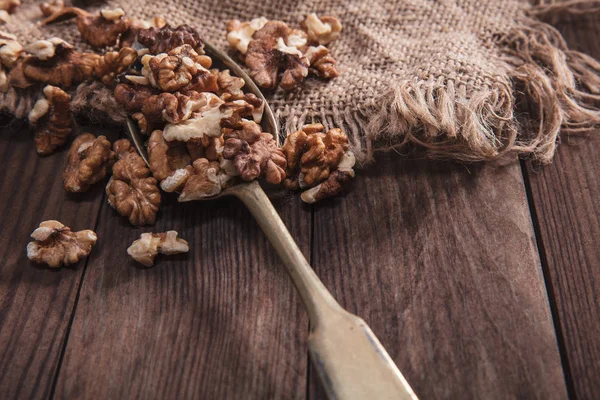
226;14;341;90
4;6;354;234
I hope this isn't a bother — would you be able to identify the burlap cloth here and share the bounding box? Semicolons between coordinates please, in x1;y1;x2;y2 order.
3;0;600;164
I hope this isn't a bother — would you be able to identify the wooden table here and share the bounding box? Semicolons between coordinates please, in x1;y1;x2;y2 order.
1;18;598;400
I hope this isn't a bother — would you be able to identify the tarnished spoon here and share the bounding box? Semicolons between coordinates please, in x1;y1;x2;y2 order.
124;42;418;400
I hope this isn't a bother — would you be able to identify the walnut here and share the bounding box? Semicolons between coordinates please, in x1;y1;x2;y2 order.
216;69;245;96
226;17;268;54
300;168;353;203
95;47;137;85
162;92;225;141
186;134;223;162
63;133;116;193
0;32;22;92
132;112;153;135
106;152;161;226
140;44;215;93
42;7;130;48
305;45;339;79
113;138;136;158
28;85;72;156
114;83;155;113
222;120;286;184
39;0;63;17
282;123;350;188
148;129;191;181
243;20;309;90
26;220;97;268
137;24;204;54
142;90;207;125
219;93;265;127
127;231;189;267
12;39;99;88
0;0;19;13
178;158;231;201
302;14;342;45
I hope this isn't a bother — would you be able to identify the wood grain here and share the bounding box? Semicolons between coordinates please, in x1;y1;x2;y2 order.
523;16;600;400
53;191;309;399
309;155;567;399
0;124;107;399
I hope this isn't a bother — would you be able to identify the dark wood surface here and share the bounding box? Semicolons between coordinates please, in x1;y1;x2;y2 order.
522;17;600;400
310;157;566;399
1;18;600;400
0;123;106;399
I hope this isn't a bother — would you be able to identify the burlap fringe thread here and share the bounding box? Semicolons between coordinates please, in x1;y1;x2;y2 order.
2;1;600;165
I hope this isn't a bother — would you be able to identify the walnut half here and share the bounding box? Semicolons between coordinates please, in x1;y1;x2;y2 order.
28;85;72;156
106;152;161;226
127;231;189;267
26;220;97;268
63;133;116;193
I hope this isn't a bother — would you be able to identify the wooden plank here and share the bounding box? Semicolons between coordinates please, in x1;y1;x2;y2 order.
309;155;567;399
0;124;107;399
53;191;309;398
523;16;600;400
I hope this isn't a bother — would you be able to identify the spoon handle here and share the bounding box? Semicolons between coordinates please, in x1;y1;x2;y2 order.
231;181;418;400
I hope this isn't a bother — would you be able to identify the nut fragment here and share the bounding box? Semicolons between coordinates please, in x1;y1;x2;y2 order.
106;152;161;226
302;14;342;45
114;83;156;113
113;138;136;158
305;45;339;79
148;129;191;181
282;124;355;201
95;47;137;85
226;17;268;54
42;7;130;48
137;24;204;54
0;10;10;25
12;39;99;88
63;133;116;193
26;220;97;268
0;32;22;92
178;158;230;201
127;231;189;267
216;69;245;96
141;44;215;93
28;85;72;156
162;92;225;141
222;120;286;184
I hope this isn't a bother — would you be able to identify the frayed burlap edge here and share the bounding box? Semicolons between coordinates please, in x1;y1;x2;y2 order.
3;1;600;166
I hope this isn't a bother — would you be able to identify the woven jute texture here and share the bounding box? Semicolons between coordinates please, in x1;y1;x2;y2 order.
3;0;600;164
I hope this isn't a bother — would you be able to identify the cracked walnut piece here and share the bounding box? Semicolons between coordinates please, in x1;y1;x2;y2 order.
127;231;189;267
39;0;63;17
148;129;191;181
106;152;161;226
140;44;215;93
226;17;268;54
42;7;130;48
137;24;204;54
95;47;137;85
114;83;155;114
300;152;355;203
302;14;342;45
28;85;72;156
0;0;19;13
27;220;97;268
244;20;308;90
177;158;231;201
222;120;286;184
162;92;225;141
11;39;98;88
0;32;22;92
63;133;116;193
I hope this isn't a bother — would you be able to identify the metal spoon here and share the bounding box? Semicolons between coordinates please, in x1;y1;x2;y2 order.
124;42;418;400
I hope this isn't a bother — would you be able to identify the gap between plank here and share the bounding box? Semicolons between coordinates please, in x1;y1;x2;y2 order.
48;192;107;399
519;160;576;400
306;204;315;400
